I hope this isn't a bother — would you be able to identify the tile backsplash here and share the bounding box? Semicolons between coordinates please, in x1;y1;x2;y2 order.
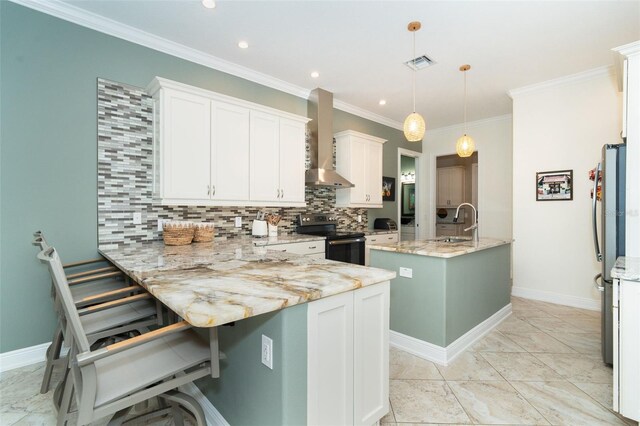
97;78;367;249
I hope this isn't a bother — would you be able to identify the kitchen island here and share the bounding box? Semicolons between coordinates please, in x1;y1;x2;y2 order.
369;237;512;366
100;237;396;426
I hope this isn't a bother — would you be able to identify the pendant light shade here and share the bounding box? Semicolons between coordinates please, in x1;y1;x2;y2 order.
404;113;426;142
403;21;425;142
456;64;475;158
456;134;475;157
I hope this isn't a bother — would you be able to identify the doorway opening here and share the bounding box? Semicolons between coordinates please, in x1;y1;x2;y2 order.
434;152;478;237
398;148;421;241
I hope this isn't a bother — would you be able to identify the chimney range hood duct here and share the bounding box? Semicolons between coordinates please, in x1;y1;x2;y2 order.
305;88;354;188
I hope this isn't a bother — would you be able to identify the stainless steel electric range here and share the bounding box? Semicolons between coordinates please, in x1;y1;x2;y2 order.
296;214;365;265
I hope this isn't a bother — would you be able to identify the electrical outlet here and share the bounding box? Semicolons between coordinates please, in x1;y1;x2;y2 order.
399;267;413;278
157;219;164;232
132;212;142;225
235;216;242;228
261;335;273;369
357;214;362;223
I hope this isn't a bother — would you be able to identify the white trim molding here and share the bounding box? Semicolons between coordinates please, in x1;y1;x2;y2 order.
8;0;403;131
180;383;230;426
426;114;512;135
512;286;600;311
508;66;614;98
390;304;512;366
0;342;49;373
612;40;640;58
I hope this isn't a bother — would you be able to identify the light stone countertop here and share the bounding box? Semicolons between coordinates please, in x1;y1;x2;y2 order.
364;230;400;236
247;234;326;244
368;237;512;259
611;257;640;282
99;238;396;327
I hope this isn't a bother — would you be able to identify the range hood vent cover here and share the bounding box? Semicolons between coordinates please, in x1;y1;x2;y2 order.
305;88;354;188
405;54;436;71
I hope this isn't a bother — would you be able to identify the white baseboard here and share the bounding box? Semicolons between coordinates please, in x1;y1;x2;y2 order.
0;342;50;373
180;382;229;426
390;303;512;366
512;286;600;311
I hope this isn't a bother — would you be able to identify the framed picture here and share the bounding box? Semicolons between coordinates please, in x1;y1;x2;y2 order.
536;170;573;201
382;176;395;201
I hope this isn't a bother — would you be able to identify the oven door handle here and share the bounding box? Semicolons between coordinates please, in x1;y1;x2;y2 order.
328;238;366;246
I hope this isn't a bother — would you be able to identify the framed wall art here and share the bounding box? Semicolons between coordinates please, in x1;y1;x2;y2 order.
382;176;396;202
536;170;573;201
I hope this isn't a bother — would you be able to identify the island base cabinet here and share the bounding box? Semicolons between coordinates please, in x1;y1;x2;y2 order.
307;282;390;426
614;278;640;421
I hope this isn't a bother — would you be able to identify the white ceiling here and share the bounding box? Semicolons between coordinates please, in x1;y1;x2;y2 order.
55;0;640;129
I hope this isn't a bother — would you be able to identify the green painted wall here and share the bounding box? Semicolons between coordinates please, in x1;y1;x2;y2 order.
0;3;401;353
197;304;307;425
370;244;511;346
401;155;416;175
333;110;421;227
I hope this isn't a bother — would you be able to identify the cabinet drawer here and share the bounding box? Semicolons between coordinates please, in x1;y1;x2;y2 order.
267;240;325;256
366;233;398;245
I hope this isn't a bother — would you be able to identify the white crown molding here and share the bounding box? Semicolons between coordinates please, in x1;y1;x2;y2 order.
508;65;614;98
512;286;600;311
9;0;405;131
426;114;512;135
612;40;640;58
333;99;403;130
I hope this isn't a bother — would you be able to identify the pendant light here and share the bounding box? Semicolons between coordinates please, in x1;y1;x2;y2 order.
403;21;425;142
456;64;475;157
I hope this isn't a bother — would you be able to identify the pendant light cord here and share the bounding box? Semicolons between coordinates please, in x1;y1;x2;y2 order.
412;29;416;113
463;69;467;135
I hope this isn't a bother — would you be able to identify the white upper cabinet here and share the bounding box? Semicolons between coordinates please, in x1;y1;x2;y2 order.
211;101;250;201
148;77;309;206
159;88;211;200
335;130;387;208
437;166;465;207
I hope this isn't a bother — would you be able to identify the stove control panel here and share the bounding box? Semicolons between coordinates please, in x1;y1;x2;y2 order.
298;213;338;226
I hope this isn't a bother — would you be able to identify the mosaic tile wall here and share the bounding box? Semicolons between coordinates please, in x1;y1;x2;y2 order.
97;79;368;249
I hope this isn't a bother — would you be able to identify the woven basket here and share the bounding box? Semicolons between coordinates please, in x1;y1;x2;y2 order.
163;222;194;246
193;223;215;243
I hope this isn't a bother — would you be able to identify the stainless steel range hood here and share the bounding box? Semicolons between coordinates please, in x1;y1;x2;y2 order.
305;88;354;188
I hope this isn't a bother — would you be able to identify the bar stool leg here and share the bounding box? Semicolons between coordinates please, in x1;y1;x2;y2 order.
41;323;64;394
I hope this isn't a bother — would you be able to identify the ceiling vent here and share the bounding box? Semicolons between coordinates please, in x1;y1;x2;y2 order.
405;55;436;71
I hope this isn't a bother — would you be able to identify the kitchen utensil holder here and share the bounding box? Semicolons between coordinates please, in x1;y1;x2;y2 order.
268;224;278;237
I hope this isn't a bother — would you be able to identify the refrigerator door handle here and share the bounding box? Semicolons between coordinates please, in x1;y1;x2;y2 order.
594;273;605;292
592;162;602;262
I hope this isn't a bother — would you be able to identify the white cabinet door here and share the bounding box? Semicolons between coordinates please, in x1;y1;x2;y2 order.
354;282;389;426
618;279;640;421
307;291;354;426
161;89;211;200
366;141;383;206
350;136;369;204
366;233;399;266
449;167;465;206
211;101;250;201
279;118;306;203
249;111;280;202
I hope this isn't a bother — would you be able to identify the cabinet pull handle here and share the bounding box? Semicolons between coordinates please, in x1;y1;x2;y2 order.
308;246;316;249
212;185;216;196
207;185;210;196
281;189;284;199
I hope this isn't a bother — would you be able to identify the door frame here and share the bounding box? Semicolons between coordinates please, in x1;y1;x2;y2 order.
397;148;422;240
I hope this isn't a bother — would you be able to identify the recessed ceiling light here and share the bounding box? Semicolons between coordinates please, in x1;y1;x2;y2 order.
238;41;249;49
202;0;215;9
379;100;387;106
310;71;320;78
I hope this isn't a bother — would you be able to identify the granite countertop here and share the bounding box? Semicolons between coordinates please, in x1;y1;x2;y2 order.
368;237;512;259
248;234;325;244
364;229;400;236
611;257;640;282
99;238;396;327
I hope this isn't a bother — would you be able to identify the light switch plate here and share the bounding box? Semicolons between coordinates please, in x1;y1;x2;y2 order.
157;219;164;232
261;335;273;369
132;212;142;225
357;214;362;223
235;217;242;228
399;267;413;278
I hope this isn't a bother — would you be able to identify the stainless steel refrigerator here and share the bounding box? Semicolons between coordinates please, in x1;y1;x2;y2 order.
592;143;626;366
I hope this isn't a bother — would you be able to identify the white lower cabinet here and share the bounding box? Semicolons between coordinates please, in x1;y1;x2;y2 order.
265;240;325;258
614;278;640;421
307;281;390;426
365;232;399;266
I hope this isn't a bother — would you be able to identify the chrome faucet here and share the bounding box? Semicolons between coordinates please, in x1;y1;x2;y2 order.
453;203;479;245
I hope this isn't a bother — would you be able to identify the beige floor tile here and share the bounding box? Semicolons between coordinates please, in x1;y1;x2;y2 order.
481;352;564;381
496;316;540;334
526;316;585;333
535;353;613;384
573;382;614;410
10;412;59;425
389;380;470;424
435;352;503;381
380;399;395;423
390;347;443;380
561;315;602;333
0;412;27;425
502;331;576;353
510;381;626;425
549;332;601;354
448;380;549;425
469;330;526;353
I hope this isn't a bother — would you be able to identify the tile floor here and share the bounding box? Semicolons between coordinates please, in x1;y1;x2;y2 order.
383;297;638;426
0;297;637;425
